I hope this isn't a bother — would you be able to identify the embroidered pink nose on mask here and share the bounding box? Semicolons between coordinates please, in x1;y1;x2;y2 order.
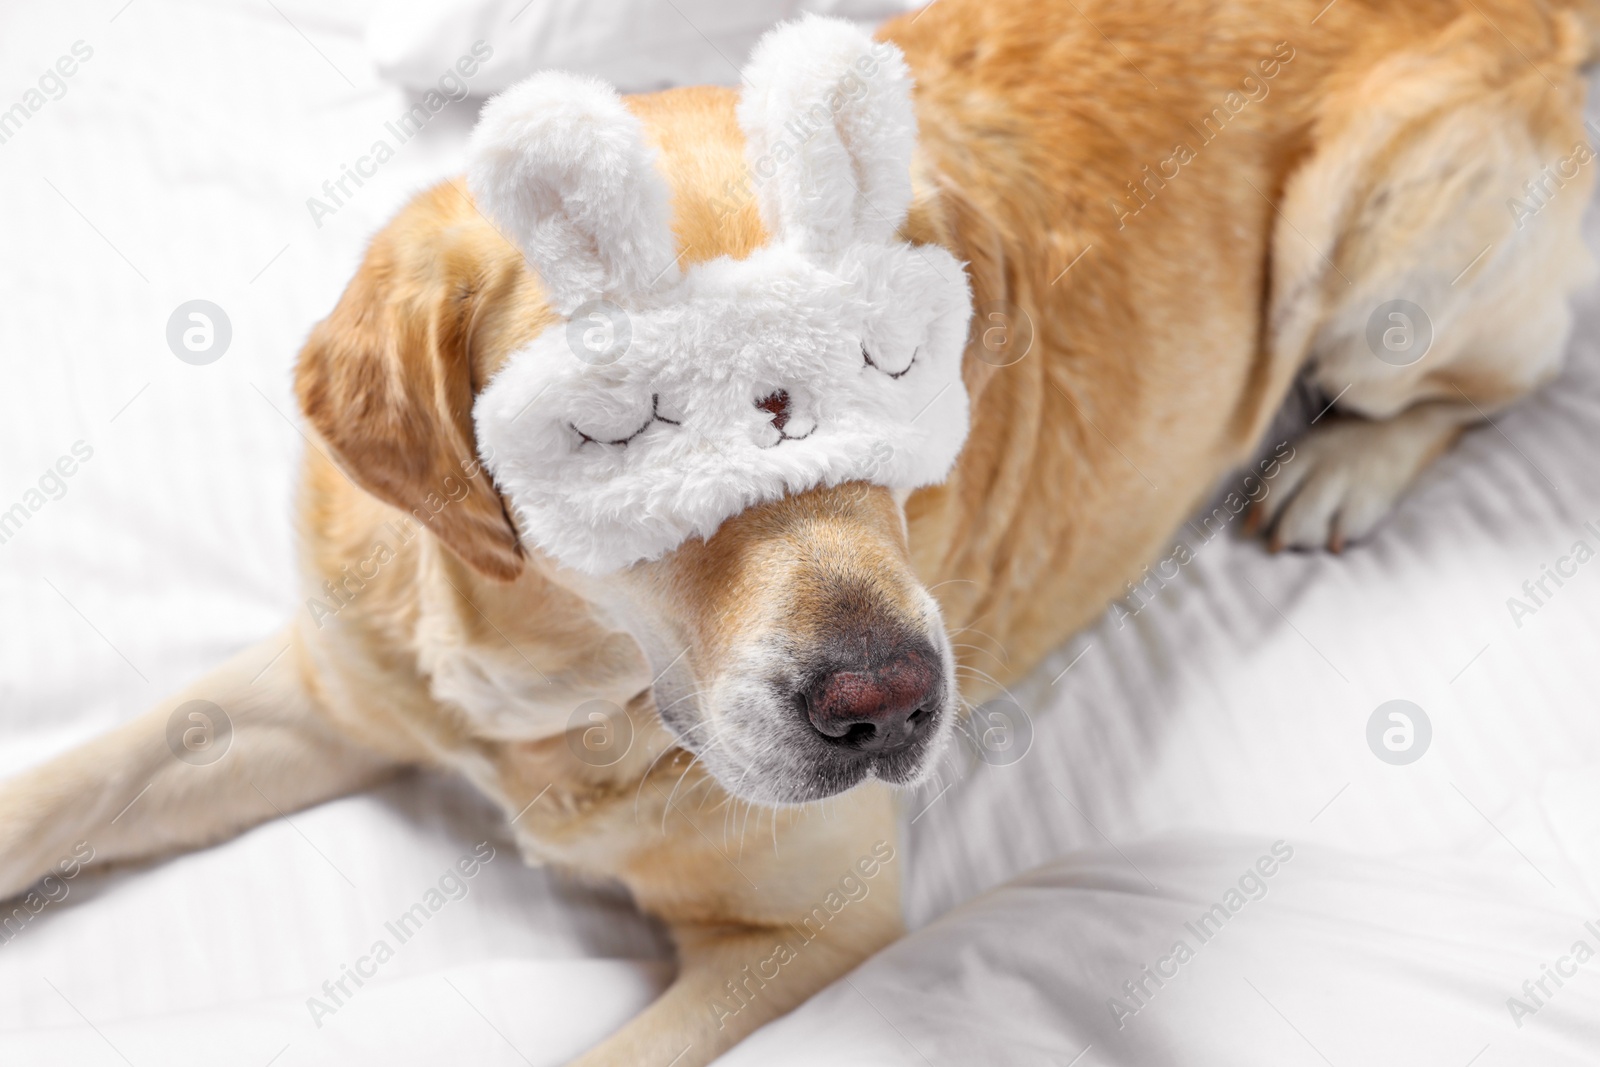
469;16;973;575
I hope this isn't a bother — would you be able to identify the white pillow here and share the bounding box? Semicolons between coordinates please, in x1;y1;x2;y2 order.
366;0;924;95
715;837;1600;1066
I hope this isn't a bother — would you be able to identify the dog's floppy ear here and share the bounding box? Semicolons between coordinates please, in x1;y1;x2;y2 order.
467;72;682;314
738;16;917;254
295;189;526;582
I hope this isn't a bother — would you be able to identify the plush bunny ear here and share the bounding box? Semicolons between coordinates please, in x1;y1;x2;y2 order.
738;16;918;255
468;72;681;315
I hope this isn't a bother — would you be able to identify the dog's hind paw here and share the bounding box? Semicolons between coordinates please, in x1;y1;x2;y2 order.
1248;403;1477;553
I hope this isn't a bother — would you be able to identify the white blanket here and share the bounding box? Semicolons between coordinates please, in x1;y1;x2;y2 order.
3;2;1598;1064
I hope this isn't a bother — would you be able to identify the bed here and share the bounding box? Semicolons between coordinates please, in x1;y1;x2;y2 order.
3;2;1597;1064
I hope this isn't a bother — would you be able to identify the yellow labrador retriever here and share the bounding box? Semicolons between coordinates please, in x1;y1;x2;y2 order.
4;1;1597;1063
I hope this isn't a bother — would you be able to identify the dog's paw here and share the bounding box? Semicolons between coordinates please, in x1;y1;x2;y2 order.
1248;408;1469;553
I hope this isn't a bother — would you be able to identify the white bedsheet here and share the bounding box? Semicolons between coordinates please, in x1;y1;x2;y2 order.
3;2;1598;1065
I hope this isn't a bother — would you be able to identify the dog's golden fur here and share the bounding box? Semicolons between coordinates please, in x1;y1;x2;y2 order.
5;1;1599;1063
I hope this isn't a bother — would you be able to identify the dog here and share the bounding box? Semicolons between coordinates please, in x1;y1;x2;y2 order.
4;2;1598;1063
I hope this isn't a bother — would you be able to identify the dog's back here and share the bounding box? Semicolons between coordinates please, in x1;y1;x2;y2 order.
883;0;1600;675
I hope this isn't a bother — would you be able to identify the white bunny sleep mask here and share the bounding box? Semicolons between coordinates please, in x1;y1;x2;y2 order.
469;16;973;576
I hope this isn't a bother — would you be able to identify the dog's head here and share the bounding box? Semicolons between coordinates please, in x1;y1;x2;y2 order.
296;18;973;805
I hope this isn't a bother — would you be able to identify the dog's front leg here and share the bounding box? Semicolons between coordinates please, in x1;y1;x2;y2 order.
0;628;399;902
560;780;904;1067
570;909;901;1067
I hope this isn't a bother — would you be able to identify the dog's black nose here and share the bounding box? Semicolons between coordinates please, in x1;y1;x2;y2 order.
804;641;941;754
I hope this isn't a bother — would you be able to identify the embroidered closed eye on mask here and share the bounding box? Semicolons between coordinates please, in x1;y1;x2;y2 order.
469;15;973;575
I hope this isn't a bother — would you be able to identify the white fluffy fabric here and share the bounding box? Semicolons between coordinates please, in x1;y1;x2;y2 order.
469;16;972;575
468;72;683;316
